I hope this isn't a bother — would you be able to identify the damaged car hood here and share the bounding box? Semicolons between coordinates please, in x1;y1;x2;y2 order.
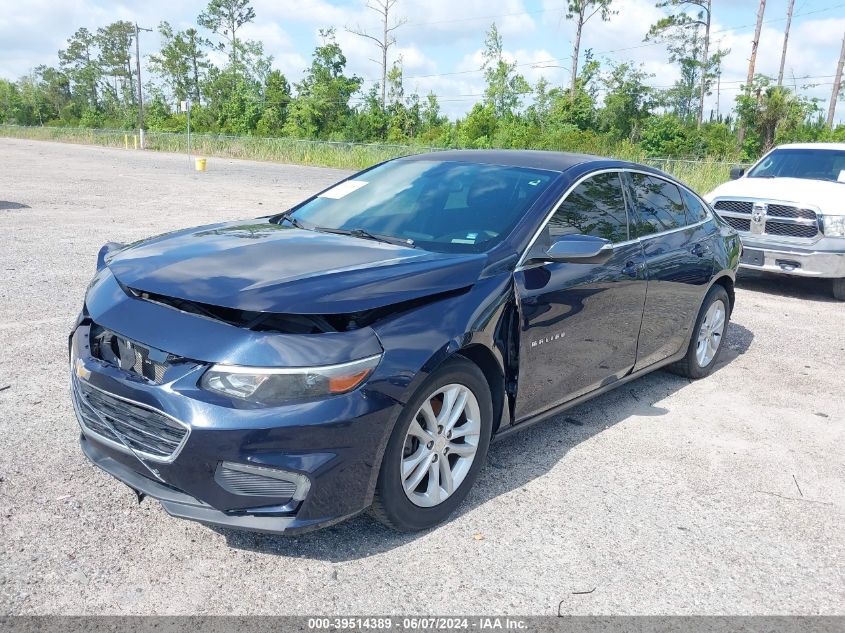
105;220;488;314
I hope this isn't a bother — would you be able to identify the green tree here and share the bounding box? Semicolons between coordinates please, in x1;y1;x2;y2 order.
566;1;615;99
198;0;256;68
736;78;814;156
34;66;73;122
599;61;655;141
149;22;211;103
458;102;498;147
647;1;727;124
481;23;530;118
255;70;291;135
96;21;135;107
420;93;445;136
547;53;600;131
59;27;101;109
284;29;362;139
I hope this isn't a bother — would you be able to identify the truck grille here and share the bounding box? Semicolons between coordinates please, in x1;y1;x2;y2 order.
764;221;818;238
713;199;820;240
72;378;189;461
723;216;751;232
713;200;752;215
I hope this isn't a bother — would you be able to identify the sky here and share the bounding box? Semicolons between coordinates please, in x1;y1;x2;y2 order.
1;0;844;122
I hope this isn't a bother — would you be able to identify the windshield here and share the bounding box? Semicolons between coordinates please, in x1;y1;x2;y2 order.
286;159;558;253
747;148;845;183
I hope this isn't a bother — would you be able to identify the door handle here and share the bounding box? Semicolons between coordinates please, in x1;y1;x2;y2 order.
690;243;708;257
621;260;643;277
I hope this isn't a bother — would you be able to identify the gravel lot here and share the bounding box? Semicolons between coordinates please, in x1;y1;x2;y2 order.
0;138;843;616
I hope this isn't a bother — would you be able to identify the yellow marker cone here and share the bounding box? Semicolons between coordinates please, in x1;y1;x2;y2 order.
195;157;207;171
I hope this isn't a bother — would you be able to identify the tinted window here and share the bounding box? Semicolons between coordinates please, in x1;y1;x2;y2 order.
548;172;629;243
289;160;556;254
681;188;709;222
629;174;687;236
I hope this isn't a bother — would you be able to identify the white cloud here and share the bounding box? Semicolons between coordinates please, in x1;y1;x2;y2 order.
1;0;843;122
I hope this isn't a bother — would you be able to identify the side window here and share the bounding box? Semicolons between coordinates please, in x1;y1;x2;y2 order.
629;173;687;237
680;188;710;223
548;172;629;243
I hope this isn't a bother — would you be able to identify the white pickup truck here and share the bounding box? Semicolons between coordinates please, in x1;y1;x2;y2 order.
705;143;845;300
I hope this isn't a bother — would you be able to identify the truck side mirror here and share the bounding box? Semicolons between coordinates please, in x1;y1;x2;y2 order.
729;166;745;180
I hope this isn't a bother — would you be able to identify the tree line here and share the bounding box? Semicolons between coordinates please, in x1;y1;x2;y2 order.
0;0;843;161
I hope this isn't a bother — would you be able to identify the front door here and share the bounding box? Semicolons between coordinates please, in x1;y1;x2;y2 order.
514;171;648;422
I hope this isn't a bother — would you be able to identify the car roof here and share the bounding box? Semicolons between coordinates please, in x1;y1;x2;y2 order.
397;149;627;173
773;142;845;151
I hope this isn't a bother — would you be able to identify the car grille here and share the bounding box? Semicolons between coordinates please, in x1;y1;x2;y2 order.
713;199;820;240
90;325;174;384
214;464;298;498
72;378;189;461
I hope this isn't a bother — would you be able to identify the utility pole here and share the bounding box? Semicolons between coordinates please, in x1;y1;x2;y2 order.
777;0;795;87
697;0;712;128
716;72;721;120
134;22;152;149
739;0;767;144
828;32;845;129
746;0;766;90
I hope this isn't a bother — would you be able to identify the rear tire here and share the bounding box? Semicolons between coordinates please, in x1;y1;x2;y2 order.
668;285;731;379
832;278;845;301
371;356;493;532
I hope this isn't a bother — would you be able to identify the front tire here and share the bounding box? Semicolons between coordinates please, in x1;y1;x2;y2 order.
371;356;493;532
669;285;731;379
832;278;845;301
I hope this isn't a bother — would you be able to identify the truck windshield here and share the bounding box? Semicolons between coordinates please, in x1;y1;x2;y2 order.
747;148;845;183
285;159;558;253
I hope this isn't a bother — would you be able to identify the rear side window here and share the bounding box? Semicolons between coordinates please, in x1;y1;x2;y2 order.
548;172;629;243
629;173;687;237
681;188;710;222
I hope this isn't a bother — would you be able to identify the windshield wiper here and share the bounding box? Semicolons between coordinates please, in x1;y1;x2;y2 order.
315;227;418;248
273;210;308;229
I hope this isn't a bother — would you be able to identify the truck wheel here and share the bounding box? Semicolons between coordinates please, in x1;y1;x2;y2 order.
832;279;845;301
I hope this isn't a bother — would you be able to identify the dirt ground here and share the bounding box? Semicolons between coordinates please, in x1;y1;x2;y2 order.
0;138;843;615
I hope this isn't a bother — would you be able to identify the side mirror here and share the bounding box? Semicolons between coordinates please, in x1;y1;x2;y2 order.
543;235;613;263
729;166;745;180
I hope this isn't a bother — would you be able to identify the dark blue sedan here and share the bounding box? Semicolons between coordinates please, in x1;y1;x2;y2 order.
70;150;740;533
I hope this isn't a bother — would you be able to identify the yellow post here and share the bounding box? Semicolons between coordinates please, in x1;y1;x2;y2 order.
124;134;128;149
133;135;138;150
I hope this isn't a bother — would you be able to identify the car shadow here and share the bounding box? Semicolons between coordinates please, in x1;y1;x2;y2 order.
213;320;754;561
736;269;836;303
0;201;30;210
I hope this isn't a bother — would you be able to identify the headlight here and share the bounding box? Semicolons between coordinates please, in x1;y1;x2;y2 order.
822;215;845;237
200;354;381;405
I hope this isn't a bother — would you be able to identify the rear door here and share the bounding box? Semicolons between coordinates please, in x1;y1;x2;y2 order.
625;172;715;371
513;171;648;421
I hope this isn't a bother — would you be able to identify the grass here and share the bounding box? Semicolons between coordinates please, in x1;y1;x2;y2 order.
0;124;740;192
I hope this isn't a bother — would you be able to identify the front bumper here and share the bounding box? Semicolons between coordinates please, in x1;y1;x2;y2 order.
738;237;845;278
71;323;401;534
81;435;299;533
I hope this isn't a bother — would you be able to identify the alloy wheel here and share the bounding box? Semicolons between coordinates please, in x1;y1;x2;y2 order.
400;383;481;508
696;299;726;367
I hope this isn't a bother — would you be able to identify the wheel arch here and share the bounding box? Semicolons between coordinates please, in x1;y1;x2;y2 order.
711;273;735;314
455;344;508;435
